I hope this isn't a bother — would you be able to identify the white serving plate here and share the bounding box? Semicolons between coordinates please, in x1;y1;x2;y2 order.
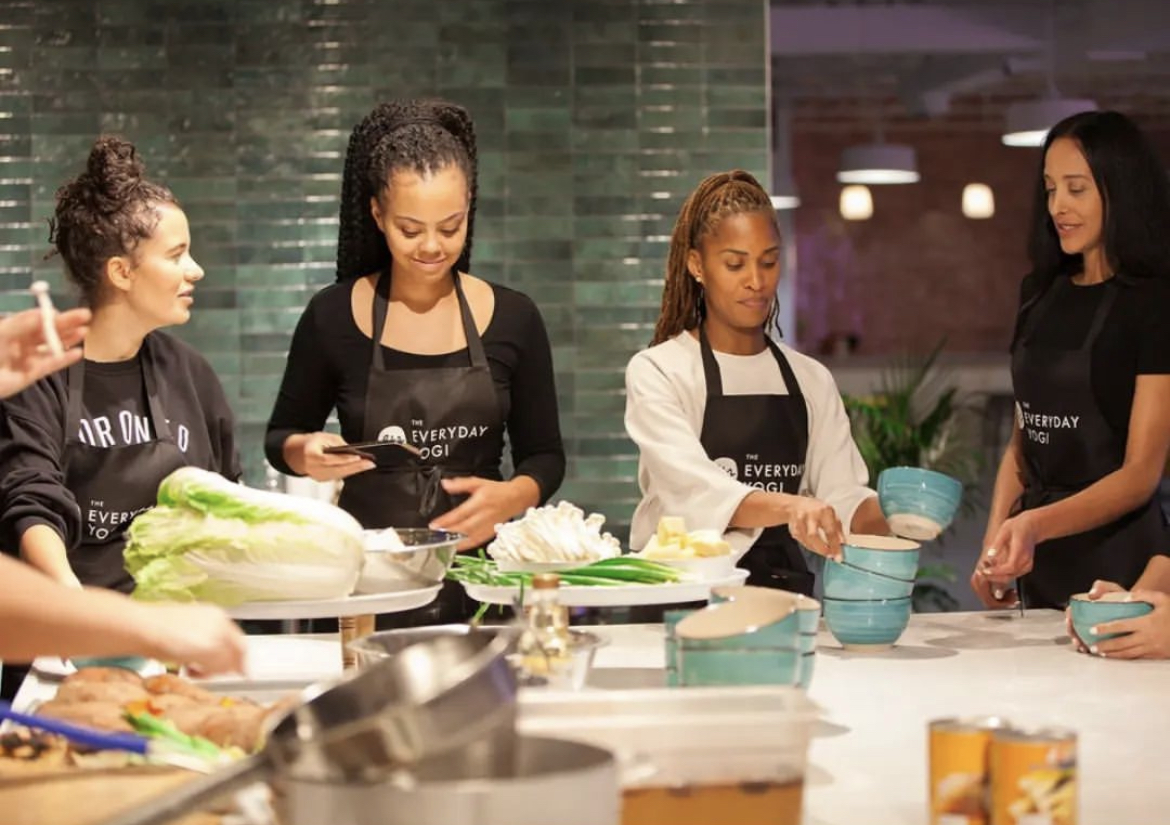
224;584;442;620
494;558;600;573
462;569;749;608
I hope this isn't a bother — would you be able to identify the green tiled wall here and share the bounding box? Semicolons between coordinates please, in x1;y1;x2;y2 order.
0;0;768;542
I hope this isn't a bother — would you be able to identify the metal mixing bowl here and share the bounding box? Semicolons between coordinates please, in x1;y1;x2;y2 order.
356;528;461;593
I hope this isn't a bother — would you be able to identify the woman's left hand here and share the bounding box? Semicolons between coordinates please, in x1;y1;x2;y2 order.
979;512;1040;579
430;477;534;551
1092;590;1170;660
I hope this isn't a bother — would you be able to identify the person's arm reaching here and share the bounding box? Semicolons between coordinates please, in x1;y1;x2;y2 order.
0;554;245;675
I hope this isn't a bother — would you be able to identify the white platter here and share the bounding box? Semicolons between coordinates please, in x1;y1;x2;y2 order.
224;584;442;620
494;559;599;573
462;569;749;608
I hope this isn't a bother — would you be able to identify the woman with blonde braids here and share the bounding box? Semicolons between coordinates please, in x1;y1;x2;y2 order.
625;170;888;595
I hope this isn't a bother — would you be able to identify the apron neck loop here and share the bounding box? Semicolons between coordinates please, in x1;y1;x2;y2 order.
65;337;171;441
698;324;805;403
369;269;489;372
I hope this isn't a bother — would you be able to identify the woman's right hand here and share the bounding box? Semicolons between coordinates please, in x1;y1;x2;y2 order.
291;432;375;482
787;496;845;561
140;603;247;677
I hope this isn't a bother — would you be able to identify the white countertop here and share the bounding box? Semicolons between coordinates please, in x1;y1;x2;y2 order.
17;611;1170;825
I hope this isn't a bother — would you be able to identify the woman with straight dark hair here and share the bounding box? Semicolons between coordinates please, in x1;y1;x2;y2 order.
973;110;1170;610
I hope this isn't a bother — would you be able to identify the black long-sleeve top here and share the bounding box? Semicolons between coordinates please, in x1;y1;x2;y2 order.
264;279;566;502
0;331;242;555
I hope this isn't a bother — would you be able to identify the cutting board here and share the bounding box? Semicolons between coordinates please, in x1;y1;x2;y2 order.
0;765;220;825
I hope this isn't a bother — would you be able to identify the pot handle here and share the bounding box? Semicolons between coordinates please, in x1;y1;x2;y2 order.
97;752;271;825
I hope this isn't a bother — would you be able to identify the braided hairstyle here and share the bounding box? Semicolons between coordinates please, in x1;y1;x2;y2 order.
336;98;477;282
49;136;177;307
651;170;781;346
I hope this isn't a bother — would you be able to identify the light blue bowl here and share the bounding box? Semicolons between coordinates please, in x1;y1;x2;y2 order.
824;558;916;600
1069;592;1153;646
663;608;696;688
877;467;963;541
823;596;912;651
70;655;150;672
841;534;921;579
795;596;820;689
674;596;801;687
677;644;801;687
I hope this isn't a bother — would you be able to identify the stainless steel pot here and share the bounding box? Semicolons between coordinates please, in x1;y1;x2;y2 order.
99;630;517;825
274;735;619;825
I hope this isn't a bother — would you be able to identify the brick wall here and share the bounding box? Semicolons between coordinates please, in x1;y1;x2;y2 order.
791;124;1170;356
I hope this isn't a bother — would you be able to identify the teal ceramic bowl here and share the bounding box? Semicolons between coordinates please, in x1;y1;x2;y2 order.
675;594;799;649
841;534;921;579
877;467;963;541
795;595;820;689
824;558;915;600
676;644;801;687
823;596;913;651
1069;592;1154;646
674;596;801;687
663;608;696;688
70;655;150;672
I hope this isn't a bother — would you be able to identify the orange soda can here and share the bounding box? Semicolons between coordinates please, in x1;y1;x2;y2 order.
989;727;1077;825
929;717;1012;825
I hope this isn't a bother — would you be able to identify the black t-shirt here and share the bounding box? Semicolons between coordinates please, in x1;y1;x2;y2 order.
1013;273;1170;436
264;279;566;501
0;331;242;553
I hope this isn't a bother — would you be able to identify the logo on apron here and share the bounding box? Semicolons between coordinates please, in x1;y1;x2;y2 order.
1017;400;1081;446
377;425;407;444
714;456;738;479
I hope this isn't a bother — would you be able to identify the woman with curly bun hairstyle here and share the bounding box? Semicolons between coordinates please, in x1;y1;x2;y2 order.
625;170;888;599
265;99;564;623
0;136;241;593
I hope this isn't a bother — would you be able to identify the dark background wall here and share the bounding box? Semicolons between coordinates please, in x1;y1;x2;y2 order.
790;122;1170;357
0;0;770;541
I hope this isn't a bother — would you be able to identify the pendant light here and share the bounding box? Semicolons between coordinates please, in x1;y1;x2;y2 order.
1002;0;1097;147
1001;97;1098;147
839;185;873;221
961;183;995;219
837;144;919;185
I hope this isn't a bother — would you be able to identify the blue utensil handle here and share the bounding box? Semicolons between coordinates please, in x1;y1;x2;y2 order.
0;700;148;755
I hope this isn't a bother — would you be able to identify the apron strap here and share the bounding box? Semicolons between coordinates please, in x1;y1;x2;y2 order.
698;325;806;409
453;272;489;369
370;270;392;373
64;337;172;443
140;337;172;441
697;324;724;397
764;337;806;406
369;270;489;372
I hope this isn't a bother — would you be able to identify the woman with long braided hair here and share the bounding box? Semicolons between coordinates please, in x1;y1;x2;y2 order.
625;170;888;596
265;99;564;623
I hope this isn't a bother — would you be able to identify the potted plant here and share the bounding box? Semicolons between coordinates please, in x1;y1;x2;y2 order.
842;341;983;612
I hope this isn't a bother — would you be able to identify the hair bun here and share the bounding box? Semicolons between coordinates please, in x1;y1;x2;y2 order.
79;135;147;212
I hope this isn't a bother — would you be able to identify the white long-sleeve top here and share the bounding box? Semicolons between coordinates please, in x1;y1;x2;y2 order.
625;331;876;557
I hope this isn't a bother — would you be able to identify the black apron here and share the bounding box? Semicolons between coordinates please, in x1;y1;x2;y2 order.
63;339;188;593
698;327;814;596
1012;277;1168;609
339;271;505;625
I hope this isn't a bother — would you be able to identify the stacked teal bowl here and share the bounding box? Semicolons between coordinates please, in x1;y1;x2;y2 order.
823;534;919;651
